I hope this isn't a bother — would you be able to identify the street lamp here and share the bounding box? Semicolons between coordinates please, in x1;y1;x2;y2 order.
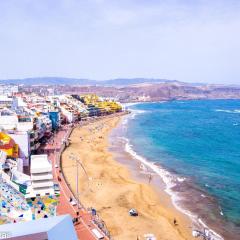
69;153;90;210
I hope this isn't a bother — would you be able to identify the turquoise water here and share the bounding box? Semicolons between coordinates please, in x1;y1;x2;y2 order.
125;100;240;238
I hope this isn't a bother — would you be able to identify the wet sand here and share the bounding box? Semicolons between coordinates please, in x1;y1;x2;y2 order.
62;115;195;240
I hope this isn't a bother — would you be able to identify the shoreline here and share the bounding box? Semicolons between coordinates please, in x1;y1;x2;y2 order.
62;114;195;240
120;103;240;240
109;117;226;240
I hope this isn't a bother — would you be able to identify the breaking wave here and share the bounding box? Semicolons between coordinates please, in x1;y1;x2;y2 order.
215;109;240;114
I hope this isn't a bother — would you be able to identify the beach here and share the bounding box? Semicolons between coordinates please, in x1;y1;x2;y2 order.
62;115;194;240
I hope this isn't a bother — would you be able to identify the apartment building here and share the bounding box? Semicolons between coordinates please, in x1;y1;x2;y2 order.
30;154;54;197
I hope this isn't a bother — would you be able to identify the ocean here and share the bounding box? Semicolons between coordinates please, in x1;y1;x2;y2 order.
110;100;240;240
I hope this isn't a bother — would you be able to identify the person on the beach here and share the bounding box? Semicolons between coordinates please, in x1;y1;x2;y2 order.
173;218;177;226
148;173;153;183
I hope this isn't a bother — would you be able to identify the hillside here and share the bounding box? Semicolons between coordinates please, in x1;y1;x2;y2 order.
0;77;177;86
20;82;240;102
2;77;240;102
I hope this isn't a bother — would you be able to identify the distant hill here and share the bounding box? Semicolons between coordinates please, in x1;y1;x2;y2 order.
2;77;240;101
51;82;240;102
0;77;95;85
0;77;179;86
101;78;180;86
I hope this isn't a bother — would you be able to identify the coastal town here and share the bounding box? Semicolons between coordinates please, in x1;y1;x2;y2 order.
0;83;226;240
0;0;238;239
0;83;225;240
0;84;124;239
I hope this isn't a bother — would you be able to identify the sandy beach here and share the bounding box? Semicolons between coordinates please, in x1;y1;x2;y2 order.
62;115;195;240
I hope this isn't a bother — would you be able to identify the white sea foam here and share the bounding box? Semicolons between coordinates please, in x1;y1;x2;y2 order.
122;102;141;108
215;109;240;114
121;118;128;125
132;110;147;114
120;108;146;126
128;109;147;120
177;177;186;182
123;137;224;240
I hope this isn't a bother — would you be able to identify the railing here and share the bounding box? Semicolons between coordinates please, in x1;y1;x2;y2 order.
88;208;112;239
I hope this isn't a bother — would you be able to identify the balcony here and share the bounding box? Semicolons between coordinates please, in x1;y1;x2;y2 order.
31;172;53;181
32;180;54;188
27;187;55;198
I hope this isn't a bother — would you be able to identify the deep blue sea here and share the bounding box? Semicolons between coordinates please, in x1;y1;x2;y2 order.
123;100;240;239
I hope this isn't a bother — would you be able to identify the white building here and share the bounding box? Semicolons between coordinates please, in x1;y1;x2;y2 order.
30;154;54;197
0;95;13;108
0;84;18;96
0;108;33;132
60;107;76;123
11;96;27;110
0;214;78;240
8;131;30;166
0;150;7;170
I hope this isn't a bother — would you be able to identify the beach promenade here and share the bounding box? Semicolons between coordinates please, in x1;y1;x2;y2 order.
61;115;195;240
43;124;108;240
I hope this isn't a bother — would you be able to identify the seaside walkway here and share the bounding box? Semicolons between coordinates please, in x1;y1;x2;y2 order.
43;124;109;240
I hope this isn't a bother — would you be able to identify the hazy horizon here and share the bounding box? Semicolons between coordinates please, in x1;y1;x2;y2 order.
0;76;239;86
0;0;240;84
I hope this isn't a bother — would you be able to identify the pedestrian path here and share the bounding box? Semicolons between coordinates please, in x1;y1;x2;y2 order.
44;126;109;240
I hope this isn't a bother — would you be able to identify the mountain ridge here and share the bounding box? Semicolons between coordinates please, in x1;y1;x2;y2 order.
0;77;185;86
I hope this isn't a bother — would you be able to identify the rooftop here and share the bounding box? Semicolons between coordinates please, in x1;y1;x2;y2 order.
0;214;77;240
31;154;52;173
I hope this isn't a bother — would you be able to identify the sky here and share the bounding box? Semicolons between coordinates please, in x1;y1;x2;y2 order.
0;0;239;84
